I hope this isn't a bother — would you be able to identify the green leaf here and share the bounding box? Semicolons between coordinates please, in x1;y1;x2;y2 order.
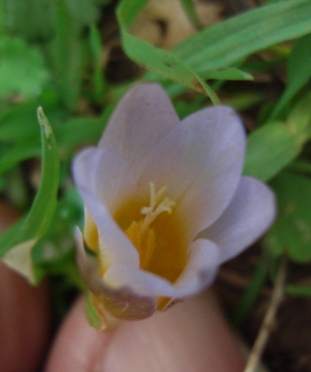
0;36;49;98
56;106;113;147
244;94;311;181
180;0;201;29
0;104;112;175
270;32;311;120
30;186;84;284
0;139;40;175
88;25;106;103
264;172;311;263
0;102;41;142
203;68;253;81
25;107;60;240
50;0;85;109
232;249;271;326
65;0;100;28
117;0;220;103
244;94;311;182
0;1;5;36
223;92;264;112
286;284;311;297
4;0;55;42
285;91;311;143
0;108;60;283
0;96;64;144
173;0;311;76
244;122;301;181
85;291;107;331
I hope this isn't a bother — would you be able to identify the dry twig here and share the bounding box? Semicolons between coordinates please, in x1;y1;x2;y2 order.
243;257;287;372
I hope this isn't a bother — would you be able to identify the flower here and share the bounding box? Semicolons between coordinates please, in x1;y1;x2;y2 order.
73;83;276;321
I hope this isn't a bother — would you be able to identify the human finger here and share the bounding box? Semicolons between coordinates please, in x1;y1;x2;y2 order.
46;290;244;372
0;203;50;372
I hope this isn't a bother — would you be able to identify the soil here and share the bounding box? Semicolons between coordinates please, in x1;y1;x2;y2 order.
215;245;311;372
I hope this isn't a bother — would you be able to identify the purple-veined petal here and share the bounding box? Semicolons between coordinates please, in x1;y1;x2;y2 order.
73;147;137;214
76;229;156;320
100;83;179;180
137;106;245;241
77;188;139;268
199;176;276;263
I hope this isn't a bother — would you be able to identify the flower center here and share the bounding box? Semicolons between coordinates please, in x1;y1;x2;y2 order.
125;183;176;270
141;183;176;234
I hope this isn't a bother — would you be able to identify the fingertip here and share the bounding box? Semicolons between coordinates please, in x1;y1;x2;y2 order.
46;297;111;372
46;291;245;372
0;265;51;372
0;203;50;372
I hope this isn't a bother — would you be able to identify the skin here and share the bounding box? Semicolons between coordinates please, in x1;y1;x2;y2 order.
0;203;50;372
0;202;245;371
46;292;245;372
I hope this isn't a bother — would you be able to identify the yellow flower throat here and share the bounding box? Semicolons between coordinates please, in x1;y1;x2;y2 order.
125;183;176;270
84;182;188;284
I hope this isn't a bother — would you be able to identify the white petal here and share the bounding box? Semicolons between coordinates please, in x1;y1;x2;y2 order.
73;147;137;213
103;264;177;298
2;238;37;284
103;239;220;300
200;176;276;263
78;188;139;267
75;229;156;320
173;239;219;297
100;83;179;179
138;106;246;240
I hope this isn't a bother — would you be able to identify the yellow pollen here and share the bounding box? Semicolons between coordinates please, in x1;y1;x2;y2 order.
140;183;176;234
125;183;176;270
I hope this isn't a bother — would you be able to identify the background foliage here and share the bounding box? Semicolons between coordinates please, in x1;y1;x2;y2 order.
1;0;311;326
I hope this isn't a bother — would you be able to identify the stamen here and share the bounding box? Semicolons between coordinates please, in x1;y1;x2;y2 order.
140;183;176;235
125;182;179;273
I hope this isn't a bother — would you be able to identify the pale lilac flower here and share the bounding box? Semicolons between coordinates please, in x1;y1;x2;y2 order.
73;83;275;320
